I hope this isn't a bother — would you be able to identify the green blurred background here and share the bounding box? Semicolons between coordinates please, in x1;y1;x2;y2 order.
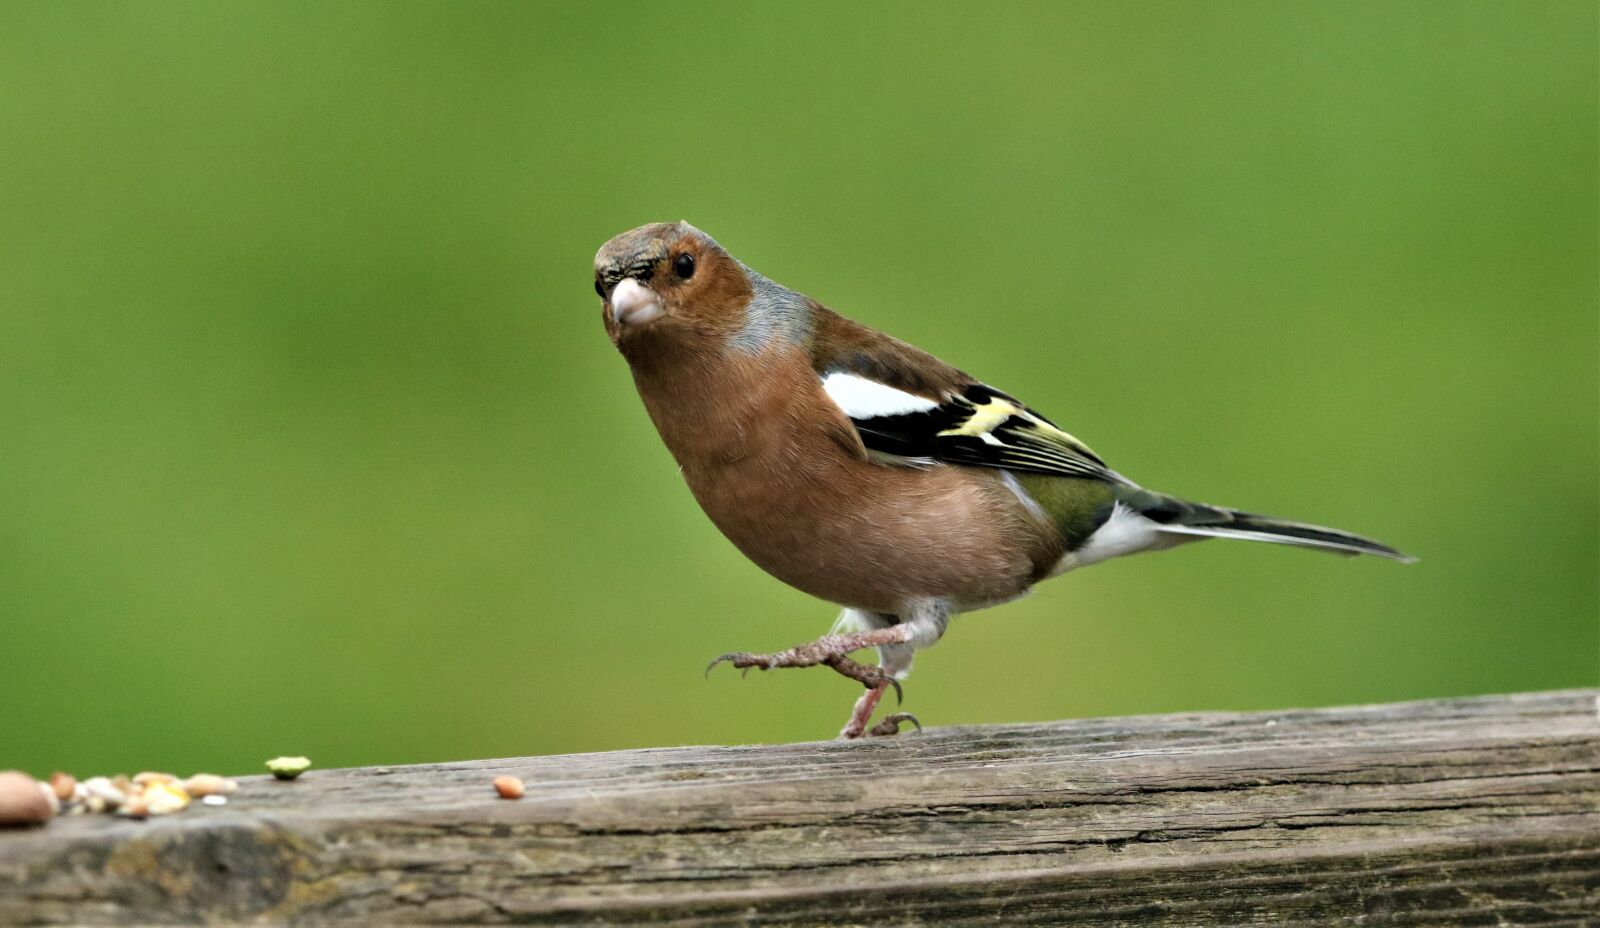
3;2;1595;777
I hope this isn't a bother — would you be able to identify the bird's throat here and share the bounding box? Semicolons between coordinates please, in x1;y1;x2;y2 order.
627;341;814;474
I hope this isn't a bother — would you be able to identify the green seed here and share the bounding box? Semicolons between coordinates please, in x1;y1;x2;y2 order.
265;756;311;780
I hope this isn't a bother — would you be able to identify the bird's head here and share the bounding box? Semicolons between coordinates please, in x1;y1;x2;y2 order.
594;222;753;350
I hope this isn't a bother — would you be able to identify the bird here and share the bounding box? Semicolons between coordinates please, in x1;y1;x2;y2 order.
595;221;1413;739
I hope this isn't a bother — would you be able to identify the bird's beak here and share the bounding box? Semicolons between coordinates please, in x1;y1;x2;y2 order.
611;278;663;327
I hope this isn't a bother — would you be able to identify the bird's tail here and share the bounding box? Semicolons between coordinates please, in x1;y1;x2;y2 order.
1115;487;1416;563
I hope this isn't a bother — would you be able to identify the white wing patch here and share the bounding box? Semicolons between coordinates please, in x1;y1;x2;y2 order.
821;372;939;419
822;372;1126;483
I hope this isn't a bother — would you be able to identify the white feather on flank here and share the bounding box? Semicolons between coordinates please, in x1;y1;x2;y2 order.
999;471;1049;523
830;607;876;634
865;449;937;468
822;372;938;419
1051;502;1166;575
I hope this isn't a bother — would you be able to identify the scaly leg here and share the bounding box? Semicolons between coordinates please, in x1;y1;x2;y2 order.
709;602;950;740
840;682;889;739
706;626;915;700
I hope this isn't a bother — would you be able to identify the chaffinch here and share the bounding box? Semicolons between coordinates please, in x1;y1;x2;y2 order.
595;221;1412;739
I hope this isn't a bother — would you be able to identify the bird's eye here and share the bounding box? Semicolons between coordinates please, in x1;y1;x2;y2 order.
594;278;606;298
672;253;695;280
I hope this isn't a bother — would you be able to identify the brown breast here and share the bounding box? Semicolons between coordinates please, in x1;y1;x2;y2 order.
627;341;1059;615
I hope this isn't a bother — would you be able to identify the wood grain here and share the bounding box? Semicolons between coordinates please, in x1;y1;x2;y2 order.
2;690;1596;925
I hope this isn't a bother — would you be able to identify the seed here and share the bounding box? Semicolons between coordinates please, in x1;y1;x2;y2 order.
37;782;60;817
492;776;524;800
202;794;228;807
0;772;54;828
48;772;77;802
183;774;237;797
83;777;125;811
133;772;176;787
143;782;190;815
120;796;150;819
266;757;311;781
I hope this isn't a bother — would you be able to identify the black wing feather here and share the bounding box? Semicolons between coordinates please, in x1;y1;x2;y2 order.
842;382;1126;484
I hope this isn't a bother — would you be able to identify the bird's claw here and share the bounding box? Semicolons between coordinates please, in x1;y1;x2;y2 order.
705;649;903;703
869;713;922;737
823;655;903;703
706;641;913;739
705;652;766;678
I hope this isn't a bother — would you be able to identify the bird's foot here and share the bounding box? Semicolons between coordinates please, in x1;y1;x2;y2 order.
838;684;922;740
708;627;920;740
707;632;907;702
869;713;922;737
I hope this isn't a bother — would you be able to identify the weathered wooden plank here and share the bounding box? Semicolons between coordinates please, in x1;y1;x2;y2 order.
2;689;1596;925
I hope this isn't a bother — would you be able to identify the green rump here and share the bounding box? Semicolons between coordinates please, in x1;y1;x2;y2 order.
1013;474;1116;550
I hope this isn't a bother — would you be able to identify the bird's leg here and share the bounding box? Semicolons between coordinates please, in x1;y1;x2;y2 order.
710;604;947;742
707;626;914;695
839;616;920;739
709;602;950;740
840;682;890;739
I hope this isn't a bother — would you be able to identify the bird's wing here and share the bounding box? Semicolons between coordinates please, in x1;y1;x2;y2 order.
806;306;1126;483
820;371;1128;483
